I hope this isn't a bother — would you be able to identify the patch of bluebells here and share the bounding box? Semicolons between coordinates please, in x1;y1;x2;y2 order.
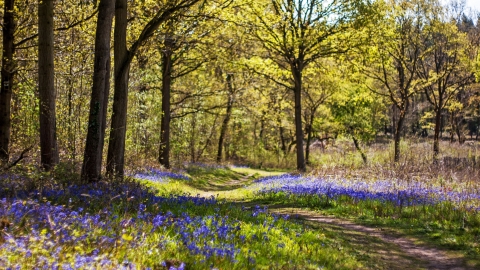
0;198;121;269
184;162;227;170
252;174;480;211
251;205;268;217
161;261;186;270
0;176;289;269
0;173;36;198
229;164;250;169
133;167;190;183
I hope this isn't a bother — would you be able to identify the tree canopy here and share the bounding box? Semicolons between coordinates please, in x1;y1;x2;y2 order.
0;0;478;175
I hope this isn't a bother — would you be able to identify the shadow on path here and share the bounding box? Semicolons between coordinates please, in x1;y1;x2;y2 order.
189;167;476;269
269;207;474;270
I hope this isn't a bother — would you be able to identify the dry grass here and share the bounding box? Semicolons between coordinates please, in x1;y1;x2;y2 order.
310;137;480;191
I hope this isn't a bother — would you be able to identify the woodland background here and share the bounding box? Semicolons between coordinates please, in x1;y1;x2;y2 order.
1;0;480;180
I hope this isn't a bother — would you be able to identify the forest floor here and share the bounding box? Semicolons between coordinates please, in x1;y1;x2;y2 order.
268;207;470;270
3;164;477;269
195;167;475;270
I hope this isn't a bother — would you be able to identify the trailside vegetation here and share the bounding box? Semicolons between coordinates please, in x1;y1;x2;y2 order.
1;0;480;268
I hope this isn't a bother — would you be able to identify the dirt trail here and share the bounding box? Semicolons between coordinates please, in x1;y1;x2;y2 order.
270;207;473;270
210;168;476;269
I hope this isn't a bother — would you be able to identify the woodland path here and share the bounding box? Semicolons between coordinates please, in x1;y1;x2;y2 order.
201;168;476;270
268;207;472;270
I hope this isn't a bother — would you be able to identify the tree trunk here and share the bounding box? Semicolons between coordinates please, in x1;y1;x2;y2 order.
393;110;405;163
138;86;148;152
352;135;367;164
38;0;59;171
81;0;114;182
0;0;15;163
259;117;265;147
278;118;287;156
454;115;465;144
225;141;231;160
106;0;129;178
67;29;76;160
158;37;173;168
189;113;197;163
450;111;455;143
138;56;149;153
433;108;442;160
197;114;218;161
217;73;234;163
292;66;306;172
392;105;397;138
305;113;314;165
100;57;111;163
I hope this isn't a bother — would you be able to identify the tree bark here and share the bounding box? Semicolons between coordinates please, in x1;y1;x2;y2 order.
352;135;367;164
100;57;111;164
81;0;114;182
292;65;306;172
393;110;405;163
197;114;218;161
67;29;76;160
38;0;59;171
106;0;129;177
305;113;314;165
217;73;234;163
433;108;442;160
279;126;287;156
259;118;265;147
450;111;455;143
158;36;174;168
453;114;465;144
105;0;202;175
137;56;149;153
189;113;197;163
0;0;15;163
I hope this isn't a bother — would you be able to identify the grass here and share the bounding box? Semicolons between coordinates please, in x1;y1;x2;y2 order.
249;172;480;268
182;163;257;191
2;139;480;269
0;167;374;269
229;166;286;177
146;162;480;268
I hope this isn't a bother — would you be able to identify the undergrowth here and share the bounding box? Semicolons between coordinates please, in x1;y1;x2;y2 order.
0;166;364;269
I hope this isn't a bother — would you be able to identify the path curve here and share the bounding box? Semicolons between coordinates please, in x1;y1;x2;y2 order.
269;207;473;270
208;168;476;269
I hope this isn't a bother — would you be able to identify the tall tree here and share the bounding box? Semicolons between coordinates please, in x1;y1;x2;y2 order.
0;0;15;163
107;0;203;177
0;1;96;165
158;20;175;169
157;5;243;165
155;17;228;166
330;70;385;164
213;23;251;163
217;73;235;162
246;0;375;171
302;63;336;165
106;0;129;176
364;0;426;162
418;15;475;159
38;0;59;170
81;0;114;182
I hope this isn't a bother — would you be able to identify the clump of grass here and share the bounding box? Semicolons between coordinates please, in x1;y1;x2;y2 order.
183;163;255;191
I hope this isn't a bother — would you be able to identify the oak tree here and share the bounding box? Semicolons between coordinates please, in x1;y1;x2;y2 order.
245;0;376;171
